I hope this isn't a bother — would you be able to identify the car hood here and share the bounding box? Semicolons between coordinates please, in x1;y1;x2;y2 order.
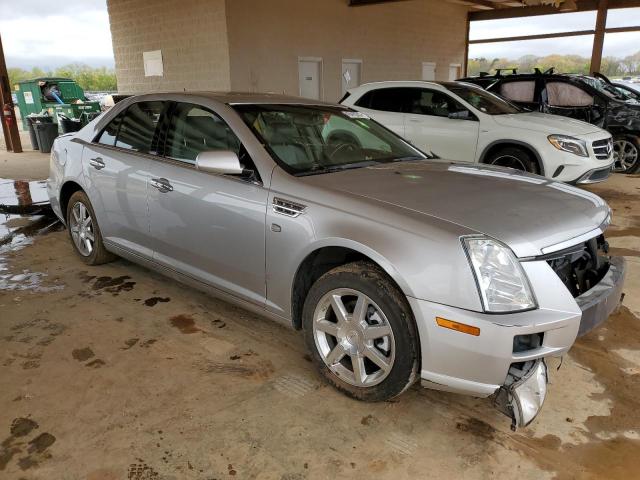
493;112;604;136
301;161;610;258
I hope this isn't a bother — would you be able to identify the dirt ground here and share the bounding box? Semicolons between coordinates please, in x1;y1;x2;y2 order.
1;154;639;479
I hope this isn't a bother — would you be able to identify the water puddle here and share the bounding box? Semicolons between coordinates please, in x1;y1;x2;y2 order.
0;178;63;292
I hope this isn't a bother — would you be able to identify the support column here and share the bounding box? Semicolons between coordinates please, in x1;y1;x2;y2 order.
590;0;609;74
464;12;471;77
0;33;22;153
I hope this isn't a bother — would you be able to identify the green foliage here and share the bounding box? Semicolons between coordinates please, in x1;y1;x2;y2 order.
8;63;117;92
468;50;640;78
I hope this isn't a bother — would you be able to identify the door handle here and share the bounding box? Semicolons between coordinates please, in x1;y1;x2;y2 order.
150;177;173;193
89;157;105;170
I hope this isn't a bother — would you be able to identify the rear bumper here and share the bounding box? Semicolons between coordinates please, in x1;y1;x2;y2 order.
575;255;626;336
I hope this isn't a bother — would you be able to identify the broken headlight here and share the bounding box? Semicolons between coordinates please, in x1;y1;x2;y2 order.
548;134;589;157
462;236;537;313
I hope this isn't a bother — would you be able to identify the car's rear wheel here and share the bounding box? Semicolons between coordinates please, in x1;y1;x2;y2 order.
66;191;116;265
613;136;640;173
302;261;419;402
486;146;540;175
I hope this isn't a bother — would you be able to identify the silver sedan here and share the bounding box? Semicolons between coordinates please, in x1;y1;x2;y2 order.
48;93;625;428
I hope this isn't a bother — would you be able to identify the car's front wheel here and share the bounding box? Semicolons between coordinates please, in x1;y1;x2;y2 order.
486;146;540;175
302;261;419;402
613;135;640;173
66;190;116;265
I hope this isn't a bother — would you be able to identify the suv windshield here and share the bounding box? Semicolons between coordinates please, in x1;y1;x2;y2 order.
233;104;428;175
449;84;521;115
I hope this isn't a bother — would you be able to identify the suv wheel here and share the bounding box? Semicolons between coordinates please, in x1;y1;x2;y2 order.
613;136;640;174
66;191;116;265
486;146;540;175
302;261;419;402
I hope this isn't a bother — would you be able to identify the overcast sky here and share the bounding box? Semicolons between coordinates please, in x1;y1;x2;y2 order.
470;8;640;59
0;0;114;70
0;1;639;70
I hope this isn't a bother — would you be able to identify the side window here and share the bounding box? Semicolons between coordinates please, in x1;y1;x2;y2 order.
545;82;594;107
96;112;124;146
408;89;460;117
115;101;165;153
356;88;411;113
500;81;536;103
165;103;241;163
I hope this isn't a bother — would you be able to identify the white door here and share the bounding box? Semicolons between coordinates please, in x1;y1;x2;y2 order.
422;62;436;81
299;58;322;100
403;88;479;162
449;64;461;81
342;59;362;96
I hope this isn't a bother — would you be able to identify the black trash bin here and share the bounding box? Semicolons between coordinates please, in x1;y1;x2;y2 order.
58;114;82;134
33;123;59;153
81;111;100;125
26;115;53;150
26;117;40;150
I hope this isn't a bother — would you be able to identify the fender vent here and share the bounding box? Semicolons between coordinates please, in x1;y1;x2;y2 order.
273;197;306;217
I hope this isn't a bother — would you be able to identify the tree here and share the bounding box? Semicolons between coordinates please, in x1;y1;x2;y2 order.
467;50;640;77
8;64;117;92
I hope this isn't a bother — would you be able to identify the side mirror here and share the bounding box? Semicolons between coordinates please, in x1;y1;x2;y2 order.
195;150;243;175
448;110;472;120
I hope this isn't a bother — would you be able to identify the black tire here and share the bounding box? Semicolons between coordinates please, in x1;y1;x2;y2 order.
613;135;640;174
66;190;116;265
486;146;540;175
302;261;420;402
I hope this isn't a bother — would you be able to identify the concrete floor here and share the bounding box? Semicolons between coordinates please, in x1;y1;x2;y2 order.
1;153;639;479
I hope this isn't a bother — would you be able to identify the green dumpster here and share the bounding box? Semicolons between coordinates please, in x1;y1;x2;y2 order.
15;78;101;130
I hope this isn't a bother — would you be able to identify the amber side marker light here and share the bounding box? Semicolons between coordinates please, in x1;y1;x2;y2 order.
436;317;480;336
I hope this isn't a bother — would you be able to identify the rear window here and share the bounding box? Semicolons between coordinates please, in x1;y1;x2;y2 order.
115;101;164;153
355;88;410;113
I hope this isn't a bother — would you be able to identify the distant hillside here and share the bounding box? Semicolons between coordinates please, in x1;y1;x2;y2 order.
468;51;640;78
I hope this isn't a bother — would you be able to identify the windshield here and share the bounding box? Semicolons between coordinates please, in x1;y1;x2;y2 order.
233;104;428;176
448;84;521;115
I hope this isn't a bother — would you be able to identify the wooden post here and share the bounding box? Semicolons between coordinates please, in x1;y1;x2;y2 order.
0;32;22;153
590;0;609;74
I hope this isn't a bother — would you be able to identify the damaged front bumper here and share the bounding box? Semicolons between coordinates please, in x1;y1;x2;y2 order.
494;360;548;430
409;251;625;429
575;255;626;336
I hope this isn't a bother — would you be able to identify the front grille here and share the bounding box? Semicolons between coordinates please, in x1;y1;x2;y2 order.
546;235;609;298
592;138;613;160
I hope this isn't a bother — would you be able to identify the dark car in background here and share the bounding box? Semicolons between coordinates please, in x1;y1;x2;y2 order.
459;70;640;173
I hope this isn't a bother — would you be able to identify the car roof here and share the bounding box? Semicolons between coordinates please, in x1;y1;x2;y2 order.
354;80;456;88
119;91;340;106
349;81;471;94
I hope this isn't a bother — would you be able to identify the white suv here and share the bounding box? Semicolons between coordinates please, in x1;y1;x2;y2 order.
341;81;614;184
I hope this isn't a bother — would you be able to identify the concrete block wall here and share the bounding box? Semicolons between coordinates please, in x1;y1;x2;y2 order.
108;0;468;100
226;0;469;101
107;0;231;94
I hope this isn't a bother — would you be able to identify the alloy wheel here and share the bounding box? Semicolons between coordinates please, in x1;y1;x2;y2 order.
69;201;95;256
312;288;395;387
490;155;527;171
613;139;639;172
